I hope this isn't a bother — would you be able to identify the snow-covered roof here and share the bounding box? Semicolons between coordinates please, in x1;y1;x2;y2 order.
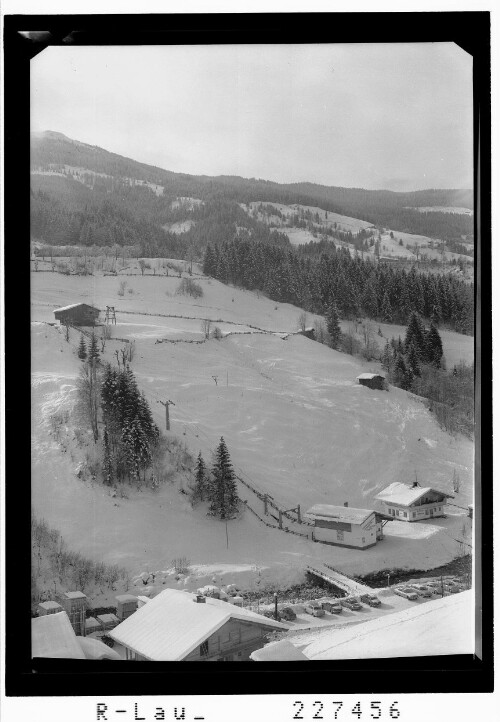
63;591;87;599
115;594;138;605
109;589;287;661
32;611;86;659
300;591;473;660
375;482;453;506
38;601;62;611
305;504;376;525
357;373;385;380
250;640;308;661
53;303;100;313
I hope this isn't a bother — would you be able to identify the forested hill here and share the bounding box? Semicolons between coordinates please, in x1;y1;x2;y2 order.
31;131;473;245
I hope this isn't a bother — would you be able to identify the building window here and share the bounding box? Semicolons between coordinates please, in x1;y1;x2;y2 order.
200;640;209;657
337;530;344;542
413;512;416;518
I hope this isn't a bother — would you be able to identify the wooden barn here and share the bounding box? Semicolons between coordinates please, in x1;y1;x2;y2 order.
297;326;316;341
357;372;386;390
53;303;100;326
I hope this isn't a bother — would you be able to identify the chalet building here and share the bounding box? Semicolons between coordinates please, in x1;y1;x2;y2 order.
357;373;386;390
304;504;393;550
109;589;287;662
375;481;453;522
53;303;100;326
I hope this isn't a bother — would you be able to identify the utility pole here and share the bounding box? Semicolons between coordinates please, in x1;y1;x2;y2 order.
274;592;279;621
158;399;175;431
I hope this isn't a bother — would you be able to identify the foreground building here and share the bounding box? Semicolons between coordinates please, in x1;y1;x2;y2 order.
109;588;287;661
32;611;120;660
375;481;453;521
305;504;393;550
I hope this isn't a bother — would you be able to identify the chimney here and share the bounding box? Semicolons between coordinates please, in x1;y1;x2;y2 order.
412;481;420;488
194;594;206;603
344;502;349;507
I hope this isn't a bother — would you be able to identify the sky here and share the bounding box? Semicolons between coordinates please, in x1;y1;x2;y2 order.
31;43;473;191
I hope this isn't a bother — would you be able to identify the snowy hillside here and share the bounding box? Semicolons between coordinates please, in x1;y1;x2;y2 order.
31;269;474;592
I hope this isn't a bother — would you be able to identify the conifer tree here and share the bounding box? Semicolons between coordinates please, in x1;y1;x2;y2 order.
381;291;393;322
405;311;426;358
381;340;392;372
78;335;87;361
192;452;208;503
88;332;100;366
406;343;421;378
325;302;342;349
208;438;240;520
102;427;114;486
425;322;444;368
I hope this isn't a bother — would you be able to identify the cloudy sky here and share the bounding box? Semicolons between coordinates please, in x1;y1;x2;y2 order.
31;43;472;191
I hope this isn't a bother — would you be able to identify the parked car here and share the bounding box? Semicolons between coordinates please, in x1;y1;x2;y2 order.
340;597;363;611
263;609;281;621
280;606;297;621
321;600;343;614
442;583;460;594
408;584;433;598
393;587;418;601
360;593;381;607
304;601;325;617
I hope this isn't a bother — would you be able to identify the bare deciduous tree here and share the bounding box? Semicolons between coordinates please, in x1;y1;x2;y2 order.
201;319;211;339
298;312;308;332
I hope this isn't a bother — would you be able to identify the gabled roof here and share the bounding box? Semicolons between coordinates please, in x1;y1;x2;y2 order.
53;303;100;313
109;589;287;661
305;504;376;525
250;640;308;661
32;611;86;659
375;482;453;506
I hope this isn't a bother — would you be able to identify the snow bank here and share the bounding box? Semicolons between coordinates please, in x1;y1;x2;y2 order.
297;591;473;659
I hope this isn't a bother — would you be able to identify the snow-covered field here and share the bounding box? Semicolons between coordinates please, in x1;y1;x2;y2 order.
31;269;474;596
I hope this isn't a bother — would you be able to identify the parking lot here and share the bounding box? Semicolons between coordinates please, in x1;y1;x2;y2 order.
268;585;463;632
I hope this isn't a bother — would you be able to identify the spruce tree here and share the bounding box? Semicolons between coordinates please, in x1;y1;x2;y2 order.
209;438;239;520
405;311;426;358
192;452;208;503
325;302;342;350
406;343;421;378
78;335;87;361
425;322;444;368
88;332;100;366
381;291;393;322
381;340;392;372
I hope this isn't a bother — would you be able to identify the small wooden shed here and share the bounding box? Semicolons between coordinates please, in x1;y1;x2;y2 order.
53;303;100;326
357;372;386;390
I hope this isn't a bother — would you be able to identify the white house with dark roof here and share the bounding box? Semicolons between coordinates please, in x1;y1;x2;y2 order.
304;504;393;549
375;481;453;522
109;588;287;662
